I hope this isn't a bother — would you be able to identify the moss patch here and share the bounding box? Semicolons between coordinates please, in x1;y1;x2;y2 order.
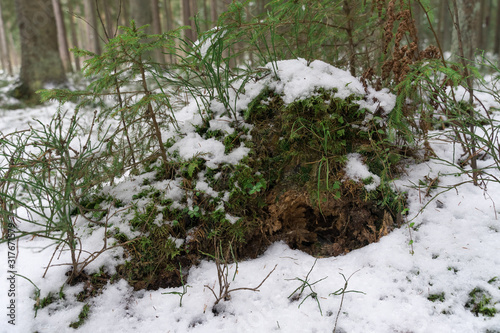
240;88;406;256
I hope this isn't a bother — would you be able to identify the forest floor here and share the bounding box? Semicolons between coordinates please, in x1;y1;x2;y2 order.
1;60;500;332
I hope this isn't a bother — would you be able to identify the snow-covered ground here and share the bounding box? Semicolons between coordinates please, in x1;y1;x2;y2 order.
1;60;500;333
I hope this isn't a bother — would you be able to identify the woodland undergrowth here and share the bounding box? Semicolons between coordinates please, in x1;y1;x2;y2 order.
1;0;499;325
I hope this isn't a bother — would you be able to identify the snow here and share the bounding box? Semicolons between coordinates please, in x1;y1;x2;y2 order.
168;132;250;168
266;59;365;104
1;59;500;333
344;153;381;191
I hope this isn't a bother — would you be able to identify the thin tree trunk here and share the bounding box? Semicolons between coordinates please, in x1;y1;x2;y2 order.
52;0;73;72
66;0;81;71
0;1;12;75
129;0;152;31
151;0;164;62
163;0;175;63
152;0;161;34
101;0;115;39
210;0;217;24
495;0;500;54
451;0;479;60
343;0;356;77
7;31;18;70
121;0;130;26
438;0;447;51
202;0;209;31
412;1;424;50
477;0;486;50
182;0;194;41
257;0;265;15
164;0;173;32
485;0;492;52
189;0;198;40
84;0;101;54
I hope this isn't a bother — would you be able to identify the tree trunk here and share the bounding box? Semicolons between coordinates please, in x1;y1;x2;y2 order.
163;0;173;32
7;30;19;70
202;0;209;31
152;0;162;34
151;0;164;62
129;0;152;31
210;0;217;24
84;0;101;54
257;0;266;15
101;0;115;39
163;0;175;63
412;0;424;51
14;0;66;101
437;0;446;51
182;0;194;41
477;0;487;51
190;0;198;40
485;0;493;52
52;0;73;72
0;1;12;76
451;0;479;60
495;0;500;54
66;0;81;71
121;0;130;26
343;0;356;77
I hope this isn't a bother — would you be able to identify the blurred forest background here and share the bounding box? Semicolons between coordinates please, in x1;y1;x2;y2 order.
0;0;498;100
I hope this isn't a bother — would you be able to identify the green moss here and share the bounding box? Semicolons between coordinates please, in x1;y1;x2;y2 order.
428;292;445;302
466;288;497;317
69;304;90;329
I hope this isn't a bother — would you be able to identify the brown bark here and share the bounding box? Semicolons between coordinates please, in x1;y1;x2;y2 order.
189;0;198;39
52;0;73;72
182;0;194;41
